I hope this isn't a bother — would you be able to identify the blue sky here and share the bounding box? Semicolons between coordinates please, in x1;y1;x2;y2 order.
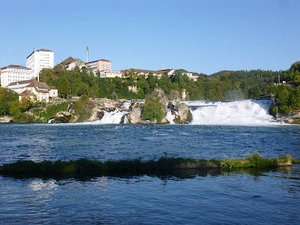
0;0;299;74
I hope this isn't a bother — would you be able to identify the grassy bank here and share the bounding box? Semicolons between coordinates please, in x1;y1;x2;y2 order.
0;153;298;179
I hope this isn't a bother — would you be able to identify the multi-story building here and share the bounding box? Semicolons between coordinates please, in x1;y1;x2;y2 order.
0;65;32;87
7;79;58;103
60;57;86;71
87;59;112;74
26;49;54;79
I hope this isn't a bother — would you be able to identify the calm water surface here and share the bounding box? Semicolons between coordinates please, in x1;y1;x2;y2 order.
0;124;300;224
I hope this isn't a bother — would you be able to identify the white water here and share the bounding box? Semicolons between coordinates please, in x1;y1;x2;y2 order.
94;110;127;124
166;110;175;124
188;100;277;126
77;99;277;126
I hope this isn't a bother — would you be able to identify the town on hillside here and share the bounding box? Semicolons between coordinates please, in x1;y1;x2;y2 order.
0;48;200;103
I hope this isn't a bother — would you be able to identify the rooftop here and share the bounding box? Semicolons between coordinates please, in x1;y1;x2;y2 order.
8;79;35;86
60;57;78;65
126;68;174;75
27;49;54;59
88;59;111;63
20;90;35;96
26;79;50;90
8;79;51;92
1;65;31;70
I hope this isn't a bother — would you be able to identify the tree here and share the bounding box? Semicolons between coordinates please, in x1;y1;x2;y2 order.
142;89;166;123
0;87;19;116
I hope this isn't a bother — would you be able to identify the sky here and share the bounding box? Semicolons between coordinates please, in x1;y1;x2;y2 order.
0;0;299;74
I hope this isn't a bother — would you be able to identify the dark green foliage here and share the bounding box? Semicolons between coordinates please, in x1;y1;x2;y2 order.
13;113;36;123
0;153;295;179
44;102;68;121
40;67;284;101
0;87;19;116
268;65;300;116
142;92;165;123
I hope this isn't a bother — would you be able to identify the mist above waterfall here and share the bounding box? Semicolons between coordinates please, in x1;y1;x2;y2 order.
189;100;277;126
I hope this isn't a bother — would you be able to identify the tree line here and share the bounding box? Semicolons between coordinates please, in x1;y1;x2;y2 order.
1;62;299;121
39;65;283;101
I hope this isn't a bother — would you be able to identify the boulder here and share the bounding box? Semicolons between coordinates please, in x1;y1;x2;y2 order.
174;103;192;124
152;88;169;114
0;116;13;123
89;109;105;121
49;111;72;123
291;110;300;119
127;102;142;124
168;90;181;103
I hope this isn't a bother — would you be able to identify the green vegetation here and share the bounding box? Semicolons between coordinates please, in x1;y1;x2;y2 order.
268;63;300;116
142;90;165;122
40;66;283;101
2;61;300;123
0;87;39;122
0;153;297;179
0;87;19;116
73;95;94;122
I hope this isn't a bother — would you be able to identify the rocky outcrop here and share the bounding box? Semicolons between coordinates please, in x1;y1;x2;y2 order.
127;101;143;124
90;98;126;111
48;111;72;123
277;110;300;124
0;116;13;123
169;90;181;103
89;110;105;122
152;88;169;114
45;95;193;124
173;103;192;124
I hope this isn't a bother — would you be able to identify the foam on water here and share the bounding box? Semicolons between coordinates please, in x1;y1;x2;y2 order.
166;110;175;124
91;110;127;124
189;99;277;126
28;179;58;191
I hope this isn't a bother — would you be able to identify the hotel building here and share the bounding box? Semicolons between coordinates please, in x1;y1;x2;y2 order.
87;59;112;74
0;65;32;87
26;49;54;79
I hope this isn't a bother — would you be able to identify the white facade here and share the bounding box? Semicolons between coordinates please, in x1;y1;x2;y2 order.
0;65;32;87
7;79;58;103
26;49;54;79
87;59;112;74
97;70;123;78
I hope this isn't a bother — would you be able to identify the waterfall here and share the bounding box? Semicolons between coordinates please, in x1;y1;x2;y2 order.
166;110;175;124
94;110;127;124
188;100;277;125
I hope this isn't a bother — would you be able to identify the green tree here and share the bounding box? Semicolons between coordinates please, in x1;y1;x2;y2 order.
142;91;165;123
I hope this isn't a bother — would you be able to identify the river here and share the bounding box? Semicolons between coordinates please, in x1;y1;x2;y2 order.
0;123;300;224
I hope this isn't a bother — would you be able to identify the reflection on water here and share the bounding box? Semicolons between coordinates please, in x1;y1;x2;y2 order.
0;165;300;225
28;179;58;191
0;124;300;224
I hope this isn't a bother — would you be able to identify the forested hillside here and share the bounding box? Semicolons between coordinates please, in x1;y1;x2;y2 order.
40;66;283;101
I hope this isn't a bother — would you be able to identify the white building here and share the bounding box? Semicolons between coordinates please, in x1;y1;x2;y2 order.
87;59;112;74
97;70;123;78
7;79;58;103
26;49;54;79
0;65;32;87
60;57;86;71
